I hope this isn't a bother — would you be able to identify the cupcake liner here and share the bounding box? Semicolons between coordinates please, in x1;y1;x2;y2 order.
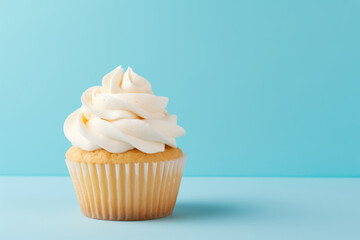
66;155;186;221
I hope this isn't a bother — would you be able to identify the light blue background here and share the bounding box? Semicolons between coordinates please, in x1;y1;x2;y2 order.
0;0;359;176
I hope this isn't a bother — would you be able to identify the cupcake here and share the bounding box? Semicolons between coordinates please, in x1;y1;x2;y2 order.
64;65;186;221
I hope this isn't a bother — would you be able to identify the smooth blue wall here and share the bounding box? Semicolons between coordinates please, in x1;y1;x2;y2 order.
0;0;359;176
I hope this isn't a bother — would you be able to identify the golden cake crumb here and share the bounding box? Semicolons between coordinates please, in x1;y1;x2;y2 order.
66;145;183;164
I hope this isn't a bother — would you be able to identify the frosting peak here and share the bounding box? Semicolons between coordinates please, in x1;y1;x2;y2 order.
101;66;152;94
64;66;185;154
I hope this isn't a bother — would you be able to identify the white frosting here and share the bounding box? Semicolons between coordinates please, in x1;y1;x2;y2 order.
64;66;185;154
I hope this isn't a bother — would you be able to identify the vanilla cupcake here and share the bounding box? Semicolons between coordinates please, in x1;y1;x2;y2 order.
64;66;186;221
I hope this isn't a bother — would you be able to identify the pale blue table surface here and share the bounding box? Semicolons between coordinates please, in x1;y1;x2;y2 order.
0;177;359;240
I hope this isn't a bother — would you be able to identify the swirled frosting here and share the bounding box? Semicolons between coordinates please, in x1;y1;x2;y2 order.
64;66;185;154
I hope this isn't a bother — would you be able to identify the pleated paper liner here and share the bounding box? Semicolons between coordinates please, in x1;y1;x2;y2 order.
66;155;186;221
